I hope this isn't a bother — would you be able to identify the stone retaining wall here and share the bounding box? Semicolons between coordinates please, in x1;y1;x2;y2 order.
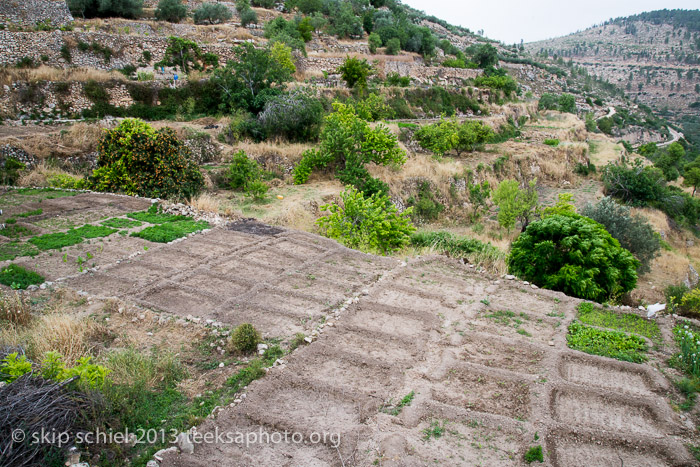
0;30;240;70
0;0;73;28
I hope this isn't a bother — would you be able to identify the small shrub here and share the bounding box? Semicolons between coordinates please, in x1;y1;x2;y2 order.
524;445;544;464
666;283;692;316
543;138;559;146
338;56;372;89
244;180;269;200
228;323;262;353
681;289;700;318
0;353;33;383
0;264;44;290
316;187;415;255
581;197;660;273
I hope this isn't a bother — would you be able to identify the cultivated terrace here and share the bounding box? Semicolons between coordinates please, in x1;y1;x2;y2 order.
1;1;700;467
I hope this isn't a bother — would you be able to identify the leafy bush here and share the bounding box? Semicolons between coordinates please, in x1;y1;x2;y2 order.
156;37;218;74
681;289;700;318
354;93;394;122
406;181;443;223
0;264;44;290
368;32;382;53
414;118;493;157
508;214;639;302
581;197;660;273
385;72;410;87
538;93;576;113
385;38;401;55
666;283;692;316
155;0;187;22
228;323;262;353
567;321;647;363
0;158;25;185
292;102;405;196
338;56;373;89
193;2;232;24
91;119;204;200
239;7;258;27
474;74;518;97
492;179;539;231
226;151;269;199
258;90;324;141
316;187;415;255
228;150;259;190
602;161;700;228
0;353;33;382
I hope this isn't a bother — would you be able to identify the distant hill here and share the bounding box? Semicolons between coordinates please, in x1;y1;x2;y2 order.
524;9;700;143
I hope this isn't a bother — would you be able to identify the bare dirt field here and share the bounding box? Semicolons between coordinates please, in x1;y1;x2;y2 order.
1;190;698;466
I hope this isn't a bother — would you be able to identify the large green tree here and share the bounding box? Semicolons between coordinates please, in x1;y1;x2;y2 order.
211;43;294;113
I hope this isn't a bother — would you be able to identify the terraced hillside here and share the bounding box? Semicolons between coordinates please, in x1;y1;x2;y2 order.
1;188;698;466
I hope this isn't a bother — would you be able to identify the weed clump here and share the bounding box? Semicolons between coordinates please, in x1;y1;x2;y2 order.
228;323;262;353
0;264;44;290
524;445;543;463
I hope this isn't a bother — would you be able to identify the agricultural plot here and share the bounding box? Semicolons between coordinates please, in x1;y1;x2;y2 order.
0;190;696;466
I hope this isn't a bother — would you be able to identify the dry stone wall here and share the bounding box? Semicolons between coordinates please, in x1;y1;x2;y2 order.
0;30;240;70
299;56;481;85
0;0;73;28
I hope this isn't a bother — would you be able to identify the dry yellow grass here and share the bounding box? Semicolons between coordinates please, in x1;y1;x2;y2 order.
17;162;85;188
0;66;127;85
187;192;221;213
0;313;102;365
232;141;314;164
61;122;107;151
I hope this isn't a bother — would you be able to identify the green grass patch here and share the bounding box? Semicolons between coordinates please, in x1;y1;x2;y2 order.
29;231;84;250
127;211;190;224
398;122;419;129
576;302;661;343
0;264;44;289
101;217;143;229
17;208;43;218
71;224;118;239
28;224;117;251
0;224;33;239
131;219;209;243
410;231;504;264
567;321;648;363
0;241;38;261
543;138;559;147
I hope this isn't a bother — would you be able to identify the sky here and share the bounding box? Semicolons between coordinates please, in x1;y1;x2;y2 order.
401;0;700;44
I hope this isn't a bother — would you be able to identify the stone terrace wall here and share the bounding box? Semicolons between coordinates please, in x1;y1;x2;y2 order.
0;30;239;69
299;56;482;85
0;0;73;28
